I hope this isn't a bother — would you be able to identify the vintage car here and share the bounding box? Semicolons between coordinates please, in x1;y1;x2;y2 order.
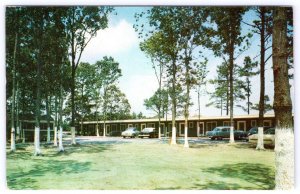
248;127;275;147
206;126;247;140
247;126;272;136
121;127;140;138
138;127;158;138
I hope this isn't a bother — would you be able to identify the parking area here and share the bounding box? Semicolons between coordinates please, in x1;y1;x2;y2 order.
67;136;248;145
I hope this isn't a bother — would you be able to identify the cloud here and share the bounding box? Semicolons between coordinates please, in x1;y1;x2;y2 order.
81;19;139;63
119;74;158;115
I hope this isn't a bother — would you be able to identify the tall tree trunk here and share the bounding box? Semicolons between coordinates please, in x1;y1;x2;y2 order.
96;100;100;137
229;42;235;144
257;7;266;150
170;59;177;145
226;79;229;116
70;22;76;144
58;84;64;152
183;49;190;148
184;86;189;148
10;32;18;152
16;76;20;142
34;54;42;156
197;86;201;136
103;87;107;137
34;14;44;156
71;66;76;144
58;59;64;152
247;78;250;115
46;95;51;143
53;95;58;146
273;7;294;190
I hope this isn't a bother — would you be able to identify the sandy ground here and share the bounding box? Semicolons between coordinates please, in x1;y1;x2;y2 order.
6;136;275;190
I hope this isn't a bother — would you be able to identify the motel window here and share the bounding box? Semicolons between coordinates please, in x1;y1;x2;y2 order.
223;121;230;126
251;120;257;127
206;122;217;131
111;124;117;131
263;120;272;127
141;124;146;130
237;121;246;131
128;124;133;128
120;124;126;131
147;123;155;128
189;122;193;128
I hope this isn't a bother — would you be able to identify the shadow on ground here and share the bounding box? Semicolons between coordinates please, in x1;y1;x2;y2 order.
7;159;92;189
194;162;275;190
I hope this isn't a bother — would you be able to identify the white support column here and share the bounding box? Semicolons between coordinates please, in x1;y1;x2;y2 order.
10;127;16;151
256;127;265;150
71;127;76;144
229;126;235;144
54;126;58;146
58;127;64;152
34;126;41;156
184;126;189;148
170;127;176;145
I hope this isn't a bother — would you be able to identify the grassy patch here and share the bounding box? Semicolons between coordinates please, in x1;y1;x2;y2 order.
6;139;275;190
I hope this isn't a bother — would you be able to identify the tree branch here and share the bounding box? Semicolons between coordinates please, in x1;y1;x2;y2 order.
265;54;272;64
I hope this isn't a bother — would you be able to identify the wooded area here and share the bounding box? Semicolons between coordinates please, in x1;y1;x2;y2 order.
6;6;294;189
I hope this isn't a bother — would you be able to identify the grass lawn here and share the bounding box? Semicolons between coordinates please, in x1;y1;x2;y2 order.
6;138;275;190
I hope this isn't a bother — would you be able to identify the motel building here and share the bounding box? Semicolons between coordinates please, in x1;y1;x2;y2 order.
81;114;275;137
12;114;276;141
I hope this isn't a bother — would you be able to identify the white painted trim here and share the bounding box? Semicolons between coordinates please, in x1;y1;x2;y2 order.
179;122;185;136
251;120;257;127
106;125;110;134
197;122;204;137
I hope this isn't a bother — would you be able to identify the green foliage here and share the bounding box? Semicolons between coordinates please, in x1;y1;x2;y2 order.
252;95;273;114
144;89;169;117
104;85;131;120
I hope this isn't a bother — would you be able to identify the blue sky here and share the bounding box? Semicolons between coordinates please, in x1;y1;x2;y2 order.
80;6;294;117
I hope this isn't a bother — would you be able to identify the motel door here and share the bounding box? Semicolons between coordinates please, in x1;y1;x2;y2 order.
197;122;205;136
106;125;110;135
179;123;185;136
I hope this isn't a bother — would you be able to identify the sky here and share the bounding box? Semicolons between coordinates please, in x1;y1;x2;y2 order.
80;6;295;117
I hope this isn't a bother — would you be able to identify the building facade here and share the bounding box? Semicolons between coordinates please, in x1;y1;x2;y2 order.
82;114;275;137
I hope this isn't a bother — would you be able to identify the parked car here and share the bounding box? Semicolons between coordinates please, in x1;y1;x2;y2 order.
206;126;247;140
108;131;121;136
121;127;139;138
247;126;272;137
248;127;275;147
138;127;158;138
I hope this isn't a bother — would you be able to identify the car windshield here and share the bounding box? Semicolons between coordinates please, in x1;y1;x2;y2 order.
264;128;275;134
142;128;153;132
125;128;136;131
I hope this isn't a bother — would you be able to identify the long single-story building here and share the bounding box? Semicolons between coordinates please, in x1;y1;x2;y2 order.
81;114;276;137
